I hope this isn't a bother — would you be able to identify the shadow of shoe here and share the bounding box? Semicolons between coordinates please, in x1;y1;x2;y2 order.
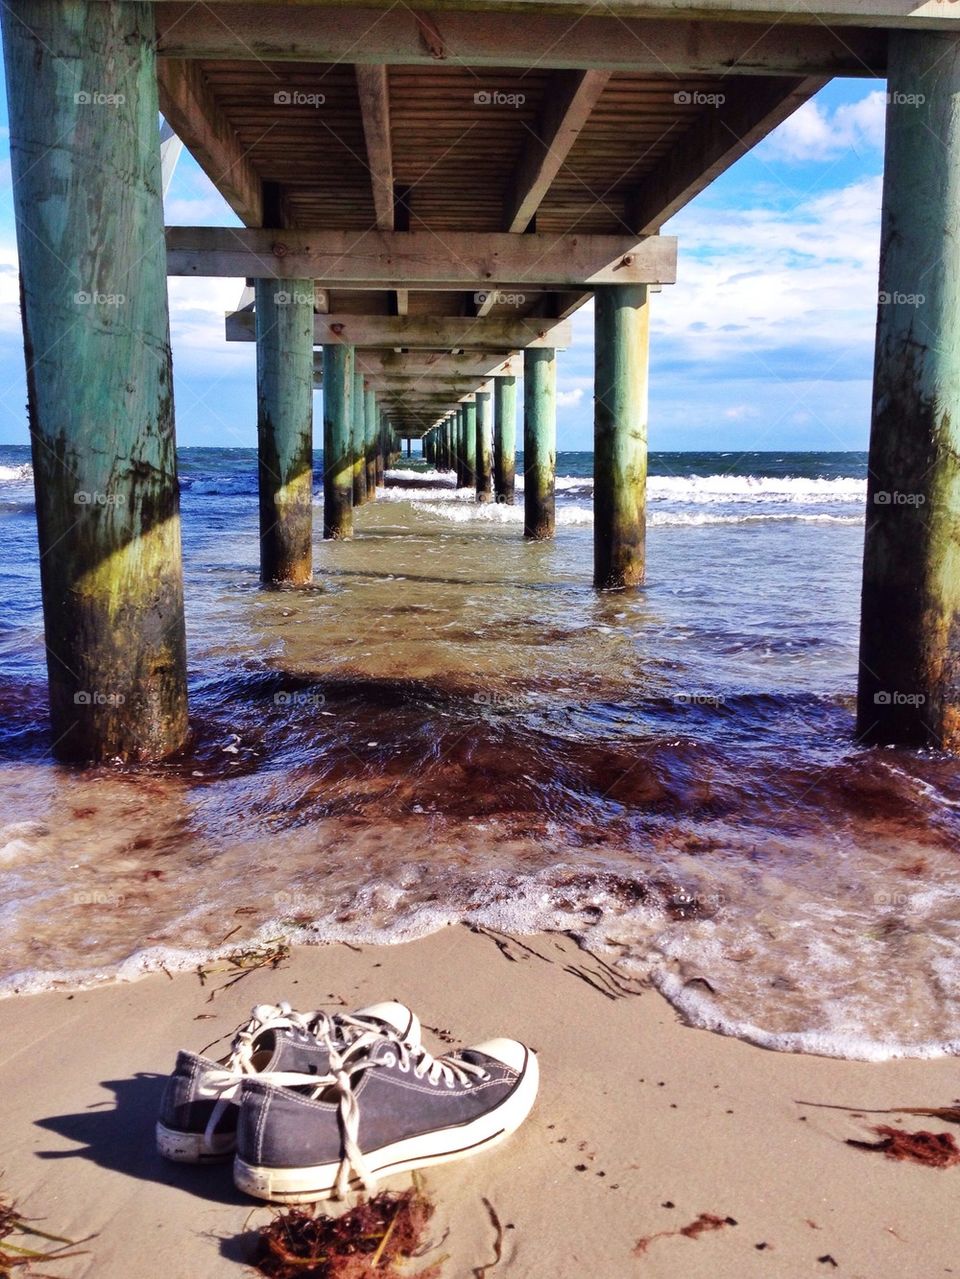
33;1072;249;1206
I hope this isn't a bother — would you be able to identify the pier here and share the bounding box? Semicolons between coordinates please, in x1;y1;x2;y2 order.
2;0;959;759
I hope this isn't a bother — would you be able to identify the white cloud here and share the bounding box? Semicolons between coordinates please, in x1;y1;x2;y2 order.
557;387;584;408
762;91;886;164
657;175;883;360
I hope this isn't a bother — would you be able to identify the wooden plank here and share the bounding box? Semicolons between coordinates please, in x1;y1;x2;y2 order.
168;227;678;284
155;7;889;67
504;70;610;233
353;353;520;376
231;311;571;348
156;58;262;226
355;64;394;231
368;376;493;391
150;0;960;30
627;76;828;232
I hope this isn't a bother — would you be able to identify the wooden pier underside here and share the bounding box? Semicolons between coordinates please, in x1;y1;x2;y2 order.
150;0;897;432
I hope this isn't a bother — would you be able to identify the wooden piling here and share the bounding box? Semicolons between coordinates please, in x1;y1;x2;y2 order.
364;385;379;497
463;401;478;491
494;376;517;504
476;389;493;502
455;408;468;488
322;345;354;539
593;284;649;589
857;31;960;750
523;349;557;539
352;369;367;504
255;278;314;585
1;0;188;762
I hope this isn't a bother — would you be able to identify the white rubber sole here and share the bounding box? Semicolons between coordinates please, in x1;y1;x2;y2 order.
234;1049;539;1203
156;1120;236;1164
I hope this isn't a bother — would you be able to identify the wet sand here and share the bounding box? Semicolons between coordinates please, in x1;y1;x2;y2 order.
1;926;957;1277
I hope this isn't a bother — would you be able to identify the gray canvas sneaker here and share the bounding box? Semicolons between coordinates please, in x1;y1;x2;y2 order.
233;1031;539;1202
156;1000;421;1163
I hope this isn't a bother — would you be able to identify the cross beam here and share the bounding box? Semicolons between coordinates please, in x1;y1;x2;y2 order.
167;228;677;286
227;312;572;350
154;7;887;70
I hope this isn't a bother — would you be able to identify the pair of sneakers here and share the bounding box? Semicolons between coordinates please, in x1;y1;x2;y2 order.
157;999;539;1203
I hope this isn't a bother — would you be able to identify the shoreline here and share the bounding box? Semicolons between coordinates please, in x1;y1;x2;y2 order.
2;925;958;1277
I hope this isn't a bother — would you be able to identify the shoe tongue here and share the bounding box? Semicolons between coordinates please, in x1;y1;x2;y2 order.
352;1001;419;1045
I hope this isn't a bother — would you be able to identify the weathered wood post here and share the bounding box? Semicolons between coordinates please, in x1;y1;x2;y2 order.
322;345;354;539
857;32;960;750
255;279;314;585
406;437;412;459
455;408;467;488
463;400;478;491
352;369;367;504
523;348;557;539
494;376;517;504
364;385;379;497
1;0;188;763
594;285;649;589
376;409;386;485
476;388;493;502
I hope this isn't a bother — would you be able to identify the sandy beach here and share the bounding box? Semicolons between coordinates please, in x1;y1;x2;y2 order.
2;925;958;1278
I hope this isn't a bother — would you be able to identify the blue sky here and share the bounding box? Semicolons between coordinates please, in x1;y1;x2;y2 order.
0;73;885;452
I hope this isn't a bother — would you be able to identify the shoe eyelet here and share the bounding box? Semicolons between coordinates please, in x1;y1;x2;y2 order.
398;1060;410;1073
383;1052;396;1067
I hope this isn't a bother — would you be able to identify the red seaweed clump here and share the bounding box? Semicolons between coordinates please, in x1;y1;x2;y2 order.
251;1188;441;1279
847;1125;960;1169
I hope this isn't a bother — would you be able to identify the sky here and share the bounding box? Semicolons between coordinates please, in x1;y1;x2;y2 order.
0;70;886;452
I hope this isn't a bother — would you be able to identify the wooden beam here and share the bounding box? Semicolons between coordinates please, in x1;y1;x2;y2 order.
229;311;572;349
355;64;394;232
627;76;828;232
358;354;520;377
168;227;678;285
474;68;608;319
504;70;610;234
156;59;262;226
368;376;493;392
155;8;887;69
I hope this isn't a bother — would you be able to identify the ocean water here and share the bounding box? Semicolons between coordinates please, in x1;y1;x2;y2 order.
2;444;960;1061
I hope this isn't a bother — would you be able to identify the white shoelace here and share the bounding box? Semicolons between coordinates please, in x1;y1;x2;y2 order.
200;1002;334;1152
324;1035;489;1197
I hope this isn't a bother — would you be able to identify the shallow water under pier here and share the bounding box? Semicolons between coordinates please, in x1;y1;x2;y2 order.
2;448;959;1060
